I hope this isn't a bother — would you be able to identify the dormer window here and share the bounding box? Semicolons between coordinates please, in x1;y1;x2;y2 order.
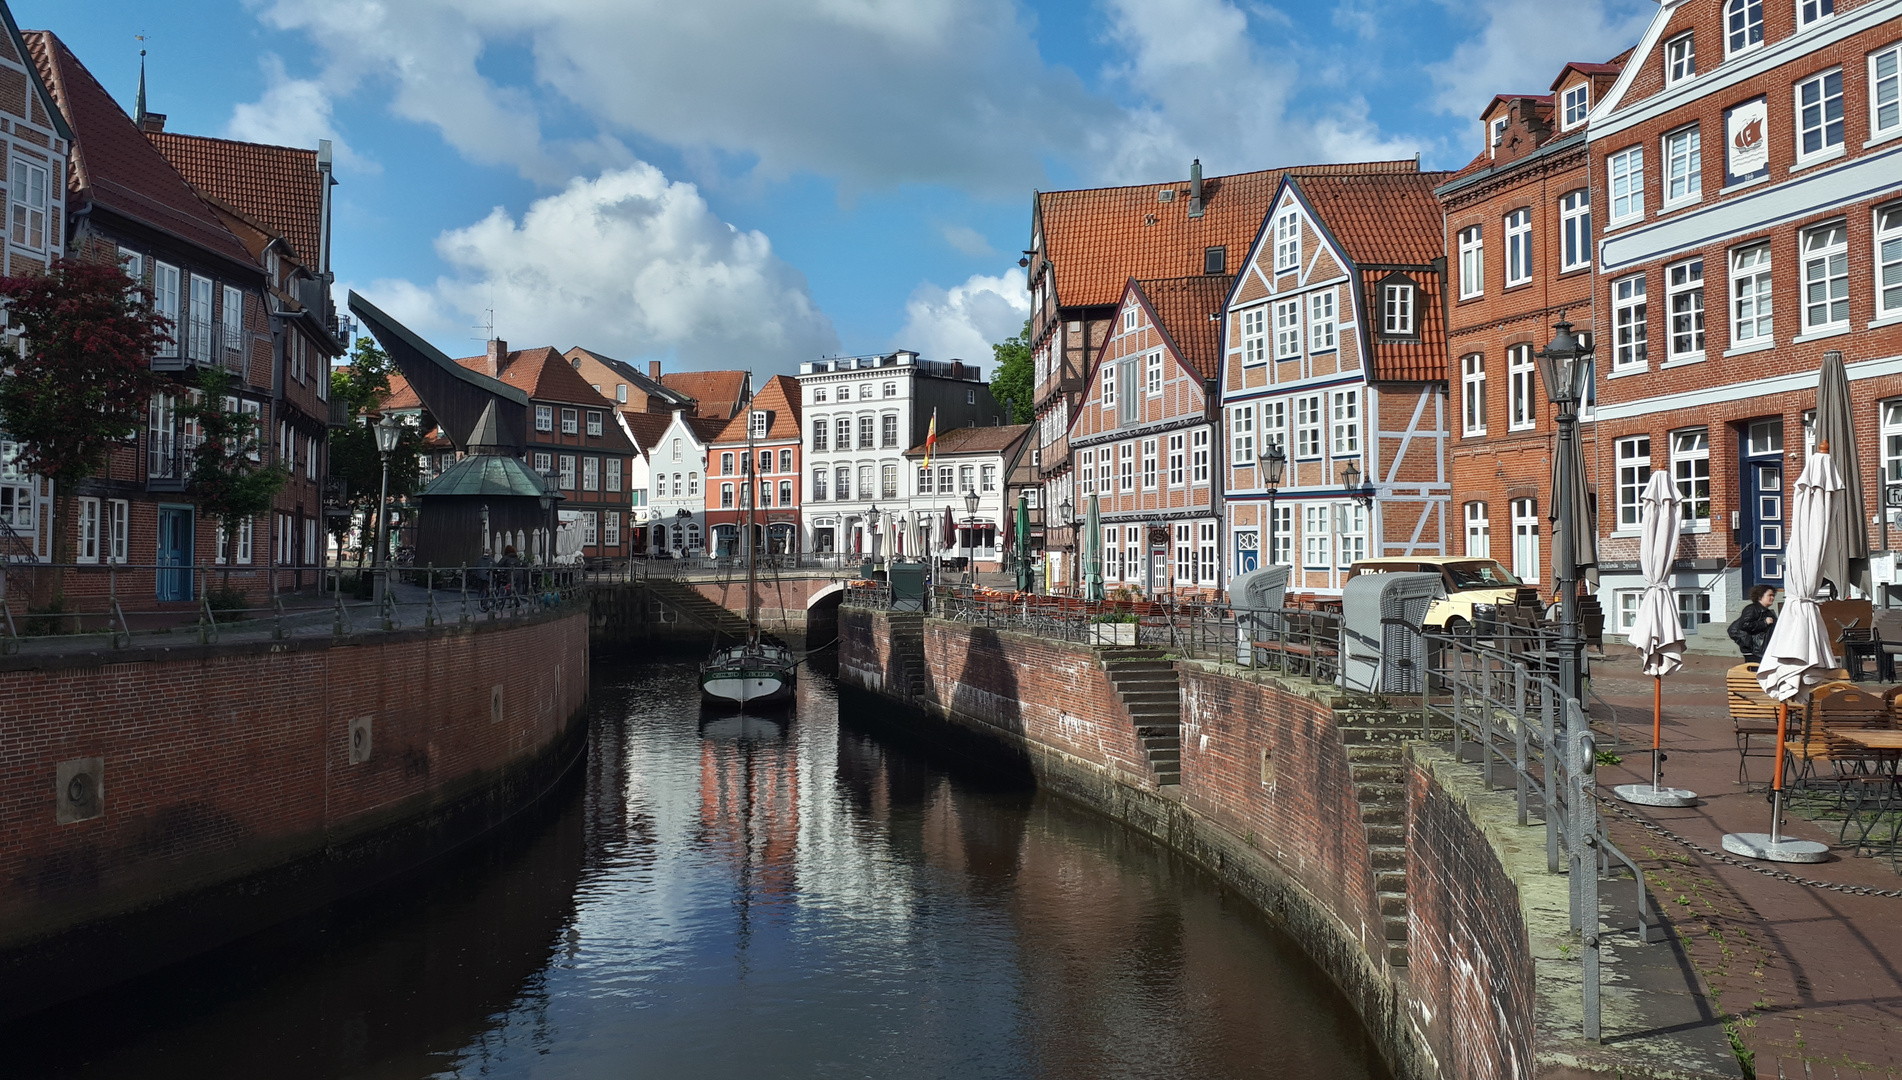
1204;246;1226;274
1380;277;1416;337
1561;83;1590;129
750;411;768;439
1489;116;1508;156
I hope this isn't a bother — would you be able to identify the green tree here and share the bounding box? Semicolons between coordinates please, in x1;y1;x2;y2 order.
182;368;290;587
328;337;422;568
0;259;170;566
989;318;1033;424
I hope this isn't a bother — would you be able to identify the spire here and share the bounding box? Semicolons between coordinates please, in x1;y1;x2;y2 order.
134;48;146;125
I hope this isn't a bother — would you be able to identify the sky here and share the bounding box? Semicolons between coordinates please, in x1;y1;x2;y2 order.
15;0;1657;376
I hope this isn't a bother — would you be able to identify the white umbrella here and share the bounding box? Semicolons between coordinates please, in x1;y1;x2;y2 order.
1725;448;1841;862
1618;472;1693;805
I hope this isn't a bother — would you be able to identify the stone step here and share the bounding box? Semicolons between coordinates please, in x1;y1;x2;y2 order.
1110;672;1181;687
1387;943;1410;968
1368;845;1407;871
1360;804;1404;826
1375;870;1407;893
1364;823;1406;847
1141;735;1181;751
1348;764;1407;786
1128;703;1182;718
1383;915;1410;942
1134;723;1180;738
1147;749;1181;768
1378;891;1409;917
1119;691;1180;708
1346;744;1405;764
1356;783;1404;805
1338;727;1418;745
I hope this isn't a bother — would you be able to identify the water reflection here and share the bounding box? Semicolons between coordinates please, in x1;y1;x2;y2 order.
3;661;1385;1080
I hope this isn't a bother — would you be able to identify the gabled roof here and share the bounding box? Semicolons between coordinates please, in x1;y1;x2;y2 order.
1131;275;1232;381
455;346;612;406
1289;171;1451;268
383;372;424;412
1036;159;1419;312
146;132;324;268
661;370;749;419
903;424;1030;458
565;347;692;409
0;7;70;142
1356;268;1446;382
25;31;256;268
712;375;802;445
1551;61;1623;91
620;410;673;455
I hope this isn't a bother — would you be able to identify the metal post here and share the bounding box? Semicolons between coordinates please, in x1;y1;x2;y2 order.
1555;403;1583;710
374;450;391;606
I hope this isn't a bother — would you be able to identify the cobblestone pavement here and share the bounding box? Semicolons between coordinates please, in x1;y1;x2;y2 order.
1588;645;1902;1077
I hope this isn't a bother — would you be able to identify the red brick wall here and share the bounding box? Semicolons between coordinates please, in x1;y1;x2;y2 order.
0;610;589;949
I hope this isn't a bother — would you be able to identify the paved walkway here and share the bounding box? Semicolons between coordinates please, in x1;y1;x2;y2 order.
1588;645;1902;1077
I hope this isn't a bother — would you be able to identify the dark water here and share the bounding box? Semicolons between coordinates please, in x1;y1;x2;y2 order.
6;661;1387;1080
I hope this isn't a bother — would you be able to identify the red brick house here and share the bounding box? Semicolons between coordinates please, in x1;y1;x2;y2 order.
1071;275;1228;598
1588;0;1902;628
705;374;803;558
1437;57;1625;588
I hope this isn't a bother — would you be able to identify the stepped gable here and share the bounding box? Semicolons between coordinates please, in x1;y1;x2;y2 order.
147;131;323;267
25;31;254;267
1037;158;1419;311
1293;170;1454;383
662;370;748;420
1133;274;1234;380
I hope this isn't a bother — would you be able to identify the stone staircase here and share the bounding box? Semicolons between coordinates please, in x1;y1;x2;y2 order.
643;579;752;640
1338;708;1443;969
1097;646;1183;786
885;613;929;703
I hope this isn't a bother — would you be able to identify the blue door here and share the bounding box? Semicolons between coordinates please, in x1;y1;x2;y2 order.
1742;419;1784;589
157;506;193;601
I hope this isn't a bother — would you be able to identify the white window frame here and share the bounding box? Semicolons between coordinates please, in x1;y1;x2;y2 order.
1303;504;1331;568
1511;497;1540;584
1119;442;1134;492
1666;32;1696;86
1878;203;1902;320
1671;428;1711;530
1381;283;1414;336
187;275;214;364
605;511;621;547
1882;401;1902;507
559;454;577;490
1798;0;1834;31
1795;68;1846;163
1489;116;1508;156
1731;242;1774;345
1561;83;1590;129
1330;390;1359;455
607;457;622;492
1560;191;1591;271
1873;44;1901;141
1241;308;1266;365
1273;299;1302;359
1230;404;1255;467
1609;146;1644;223
1168;433;1185;487
561;408;579;435
1663;124;1701;206
1464;501;1491;558
1616;435;1653;531
587;411;604;436
1802;221;1850;332
1462;354;1487;435
1102;360;1117;410
1261;400;1286;458
1142;438;1158;491
1270;507;1293;565
1612;273;1648;370
583;456;600;491
1274;208;1301;272
8;157;47;250
1458;225;1484;299
1296;395;1323;459
1308;290;1336;351
1666;258;1706;362
1191;428;1210;484
1504;208;1532;287
1725;0;1764;57
535;405;553;432
154;262;181;358
1336;502;1367;567
1145;350;1164;395
107;499;128;564
222;285;244;367
1507;345;1536;431
76;497;101;563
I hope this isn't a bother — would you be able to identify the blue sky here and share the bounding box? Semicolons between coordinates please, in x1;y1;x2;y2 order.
15;0;1655;375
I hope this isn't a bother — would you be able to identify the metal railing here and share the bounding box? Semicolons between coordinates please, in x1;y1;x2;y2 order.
0;560;582;654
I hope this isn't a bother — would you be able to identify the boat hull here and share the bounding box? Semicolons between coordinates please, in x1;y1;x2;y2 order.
700;667;796;706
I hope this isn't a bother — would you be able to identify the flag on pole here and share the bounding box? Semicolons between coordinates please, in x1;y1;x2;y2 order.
923;408;938;470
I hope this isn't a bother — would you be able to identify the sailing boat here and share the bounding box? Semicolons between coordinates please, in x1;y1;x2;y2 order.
701;402;798;707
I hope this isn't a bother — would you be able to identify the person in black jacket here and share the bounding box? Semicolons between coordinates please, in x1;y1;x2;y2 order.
1727;585;1778;662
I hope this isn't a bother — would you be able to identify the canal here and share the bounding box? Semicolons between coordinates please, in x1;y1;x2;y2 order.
5;659;1387;1079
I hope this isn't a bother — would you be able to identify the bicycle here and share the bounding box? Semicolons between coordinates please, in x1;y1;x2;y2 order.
478;569;524;613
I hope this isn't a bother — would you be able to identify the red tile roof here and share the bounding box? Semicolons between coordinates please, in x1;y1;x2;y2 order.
660;371;748;419
383;372;424;411
1133;275;1232;381
712;375;803;445
25;31;256;268
146;131;325;268
1037;159;1419;312
620;410;673;455
452;346;615;407
1291;170;1452;268
1357;268;1447;383
903;424;1030;458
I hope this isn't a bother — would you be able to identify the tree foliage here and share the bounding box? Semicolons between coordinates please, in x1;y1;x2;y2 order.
328;337;423;553
181;368;289;563
0;259;171;486
989;318;1033;424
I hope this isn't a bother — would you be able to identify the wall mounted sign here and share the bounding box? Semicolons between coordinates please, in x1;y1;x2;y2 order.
1725;96;1769;186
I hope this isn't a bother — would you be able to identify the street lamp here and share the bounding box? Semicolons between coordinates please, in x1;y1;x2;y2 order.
1341;459;1374;508
1262;444;1286;567
1059;497;1074;595
1536;317;1594;708
964;489;981;588
868;503;882;565
373;413;401;603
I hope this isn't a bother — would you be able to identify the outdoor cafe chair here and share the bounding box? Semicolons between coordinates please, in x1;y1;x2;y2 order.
1728;663;1782;786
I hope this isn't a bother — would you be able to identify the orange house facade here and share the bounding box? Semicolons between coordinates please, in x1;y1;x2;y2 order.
705;374;802;558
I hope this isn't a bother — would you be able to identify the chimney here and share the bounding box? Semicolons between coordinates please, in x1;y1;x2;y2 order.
649;360;662;380
140;112;167;133
486;338;507;378
1188;158;1204;218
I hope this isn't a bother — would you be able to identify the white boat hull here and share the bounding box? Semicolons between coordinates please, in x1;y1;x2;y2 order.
700;671;794;705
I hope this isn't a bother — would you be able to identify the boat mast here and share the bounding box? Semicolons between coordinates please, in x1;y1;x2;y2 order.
745;383;759;644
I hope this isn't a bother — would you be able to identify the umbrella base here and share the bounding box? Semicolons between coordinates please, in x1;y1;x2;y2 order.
1614;783;1698;807
1720;832;1830;863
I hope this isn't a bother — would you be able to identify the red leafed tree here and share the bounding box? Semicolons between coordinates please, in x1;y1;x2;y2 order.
0;258;172;561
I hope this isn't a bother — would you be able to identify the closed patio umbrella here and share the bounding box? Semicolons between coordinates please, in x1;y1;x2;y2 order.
1616;471;1694;806
941;504;955;551
1085;493;1104;602
1815;350;1868;598
1015;494;1032;593
1724;448;1842;863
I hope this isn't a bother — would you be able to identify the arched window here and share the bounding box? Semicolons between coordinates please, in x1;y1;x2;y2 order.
1725;0;1763;56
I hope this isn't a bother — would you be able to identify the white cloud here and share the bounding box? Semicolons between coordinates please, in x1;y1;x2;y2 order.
1425;0;1655;117
893;268;1029;364
225;54;375;172
360;162;838;369
940;224;995;257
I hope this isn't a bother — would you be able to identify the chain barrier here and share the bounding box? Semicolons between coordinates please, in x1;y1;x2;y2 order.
1590;788;1902;898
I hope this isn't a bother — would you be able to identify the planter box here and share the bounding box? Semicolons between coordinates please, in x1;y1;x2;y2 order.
1089;622;1136;646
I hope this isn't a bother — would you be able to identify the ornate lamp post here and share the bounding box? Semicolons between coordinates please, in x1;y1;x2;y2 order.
964;489;980;589
372;413;401;604
1263;444;1286;567
1536;318;1594;708
1059;497;1075;595
1341;459;1374;508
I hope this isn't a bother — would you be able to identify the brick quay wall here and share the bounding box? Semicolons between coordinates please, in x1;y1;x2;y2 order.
838;605;1730;1080
0;608;589;1019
